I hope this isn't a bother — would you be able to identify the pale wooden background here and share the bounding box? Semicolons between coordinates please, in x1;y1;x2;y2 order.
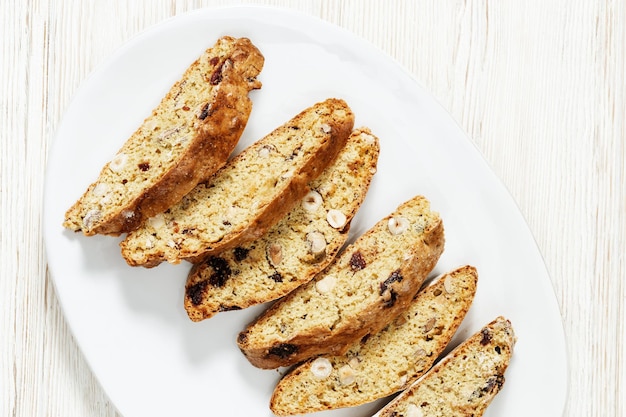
2;0;624;416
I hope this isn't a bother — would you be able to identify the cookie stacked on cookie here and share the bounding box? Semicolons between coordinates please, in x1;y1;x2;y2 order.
64;35;515;417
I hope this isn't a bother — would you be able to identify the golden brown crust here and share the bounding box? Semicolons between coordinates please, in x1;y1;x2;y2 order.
237;195;445;369
184;128;380;321
63;36;264;236
269;266;478;416
376;316;516;417
120;98;355;267
196;100;355;256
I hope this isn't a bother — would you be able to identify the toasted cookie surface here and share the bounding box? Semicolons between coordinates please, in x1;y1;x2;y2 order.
237;195;445;369
376;316;516;417
120;98;354;267
270;265;478;416
64;36;264;236
184;127;380;321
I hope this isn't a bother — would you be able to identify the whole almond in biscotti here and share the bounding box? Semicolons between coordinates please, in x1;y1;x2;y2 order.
375;316;516;417
269;265;478;416
184;127;380;321
237;195;445;369
63;36;264;236
120;98;355;267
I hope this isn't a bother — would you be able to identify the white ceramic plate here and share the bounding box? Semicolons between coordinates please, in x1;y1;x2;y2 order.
44;6;567;417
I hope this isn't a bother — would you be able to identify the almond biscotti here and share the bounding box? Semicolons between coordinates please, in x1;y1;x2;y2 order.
120;98;355;267
184;128;380;321
376;316;516;417
64;36;264;236
269;265;478;416
237;195;445;369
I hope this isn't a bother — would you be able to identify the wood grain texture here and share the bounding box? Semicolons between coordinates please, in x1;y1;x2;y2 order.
1;0;624;416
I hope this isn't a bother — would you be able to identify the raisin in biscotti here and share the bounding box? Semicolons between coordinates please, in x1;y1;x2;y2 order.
269;266;478;416
376;316;516;417
184;128;380;321
237;195;445;369
63;37;264;236
120;98;355;267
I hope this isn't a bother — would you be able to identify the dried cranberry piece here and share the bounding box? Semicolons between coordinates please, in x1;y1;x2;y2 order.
268;343;298;359
269;272;283;283
206;257;232;287
210;60;226;85
219;305;242;312
198;103;211;120
380;270;403;294
233;247;250;262
350;251;366;271
480;328;493;345
186;281;208;306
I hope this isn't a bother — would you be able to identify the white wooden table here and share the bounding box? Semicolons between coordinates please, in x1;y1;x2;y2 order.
2;1;624;416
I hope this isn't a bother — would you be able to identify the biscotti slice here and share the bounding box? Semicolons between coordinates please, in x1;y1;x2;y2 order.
376;316;516;417
184;128;380;321
269;265;478;416
120;98;355;267
237;195;445;369
63;36;264;236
